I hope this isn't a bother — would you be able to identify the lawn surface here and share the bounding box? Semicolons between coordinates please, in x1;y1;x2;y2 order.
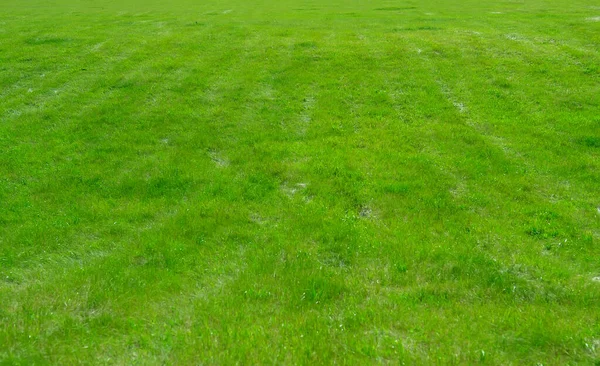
1;0;600;363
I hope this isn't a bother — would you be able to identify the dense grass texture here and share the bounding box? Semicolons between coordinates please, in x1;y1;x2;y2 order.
1;0;600;363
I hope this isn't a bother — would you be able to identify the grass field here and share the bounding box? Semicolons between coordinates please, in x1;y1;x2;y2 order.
1;0;599;363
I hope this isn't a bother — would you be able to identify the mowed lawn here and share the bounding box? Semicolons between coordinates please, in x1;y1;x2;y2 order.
1;0;599;363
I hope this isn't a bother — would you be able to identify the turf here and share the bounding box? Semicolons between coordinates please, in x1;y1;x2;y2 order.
1;0;599;363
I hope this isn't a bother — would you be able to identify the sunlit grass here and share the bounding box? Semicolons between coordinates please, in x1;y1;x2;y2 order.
1;0;599;363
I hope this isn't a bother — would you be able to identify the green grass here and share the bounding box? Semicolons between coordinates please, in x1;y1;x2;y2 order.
1;0;599;363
